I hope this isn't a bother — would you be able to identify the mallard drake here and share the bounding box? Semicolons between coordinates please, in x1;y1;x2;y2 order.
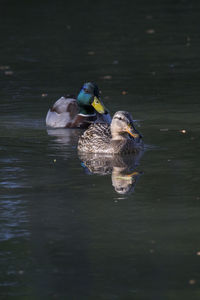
45;82;111;128
78;111;143;154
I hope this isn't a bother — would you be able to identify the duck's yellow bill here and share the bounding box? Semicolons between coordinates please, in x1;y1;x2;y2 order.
91;96;106;114
126;125;140;139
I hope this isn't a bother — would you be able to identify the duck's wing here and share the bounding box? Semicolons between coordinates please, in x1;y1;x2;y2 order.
51;97;77;114
46;110;71;128
78;123;112;153
46;96;78;128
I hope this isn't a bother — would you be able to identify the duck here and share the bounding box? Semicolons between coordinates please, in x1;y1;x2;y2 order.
45;82;111;128
78;111;143;154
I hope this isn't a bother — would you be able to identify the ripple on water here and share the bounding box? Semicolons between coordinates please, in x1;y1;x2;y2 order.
0;166;26;189
0;195;30;241
1;116;45;130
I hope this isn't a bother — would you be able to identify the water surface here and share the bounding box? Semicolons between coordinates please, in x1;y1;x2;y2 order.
0;0;200;299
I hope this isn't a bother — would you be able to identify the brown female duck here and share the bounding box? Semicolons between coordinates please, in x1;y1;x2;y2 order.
78;111;143;154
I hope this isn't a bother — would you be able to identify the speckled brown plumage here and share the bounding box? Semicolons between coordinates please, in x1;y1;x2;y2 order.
78;111;143;154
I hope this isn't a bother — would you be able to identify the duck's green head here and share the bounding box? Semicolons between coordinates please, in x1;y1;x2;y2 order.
77;82;106;115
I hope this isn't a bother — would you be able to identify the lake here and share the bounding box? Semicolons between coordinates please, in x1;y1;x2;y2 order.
0;0;200;299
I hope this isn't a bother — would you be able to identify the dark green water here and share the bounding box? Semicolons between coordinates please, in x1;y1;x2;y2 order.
1;0;200;299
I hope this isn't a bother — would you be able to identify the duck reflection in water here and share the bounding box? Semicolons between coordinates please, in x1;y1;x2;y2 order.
46;128;82;157
47;128;81;146
78;152;143;195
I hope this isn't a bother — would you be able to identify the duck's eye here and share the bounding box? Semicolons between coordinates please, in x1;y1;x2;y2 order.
83;88;89;93
114;116;122;121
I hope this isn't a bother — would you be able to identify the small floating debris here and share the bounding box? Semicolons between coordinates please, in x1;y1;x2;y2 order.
187;36;191;42
189;279;196;285
4;70;13;75
150;240;156;244
186;36;191;46
53;159;56;163
121;90;128;95
196;251;200;256
0;65;10;70
112;60;119;65
146;29;155;34
101;75;112;80
18;270;24;275
42;93;48;97
180;129;186;134
88;51;95;55
104;96;110;100
146;15;153;20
